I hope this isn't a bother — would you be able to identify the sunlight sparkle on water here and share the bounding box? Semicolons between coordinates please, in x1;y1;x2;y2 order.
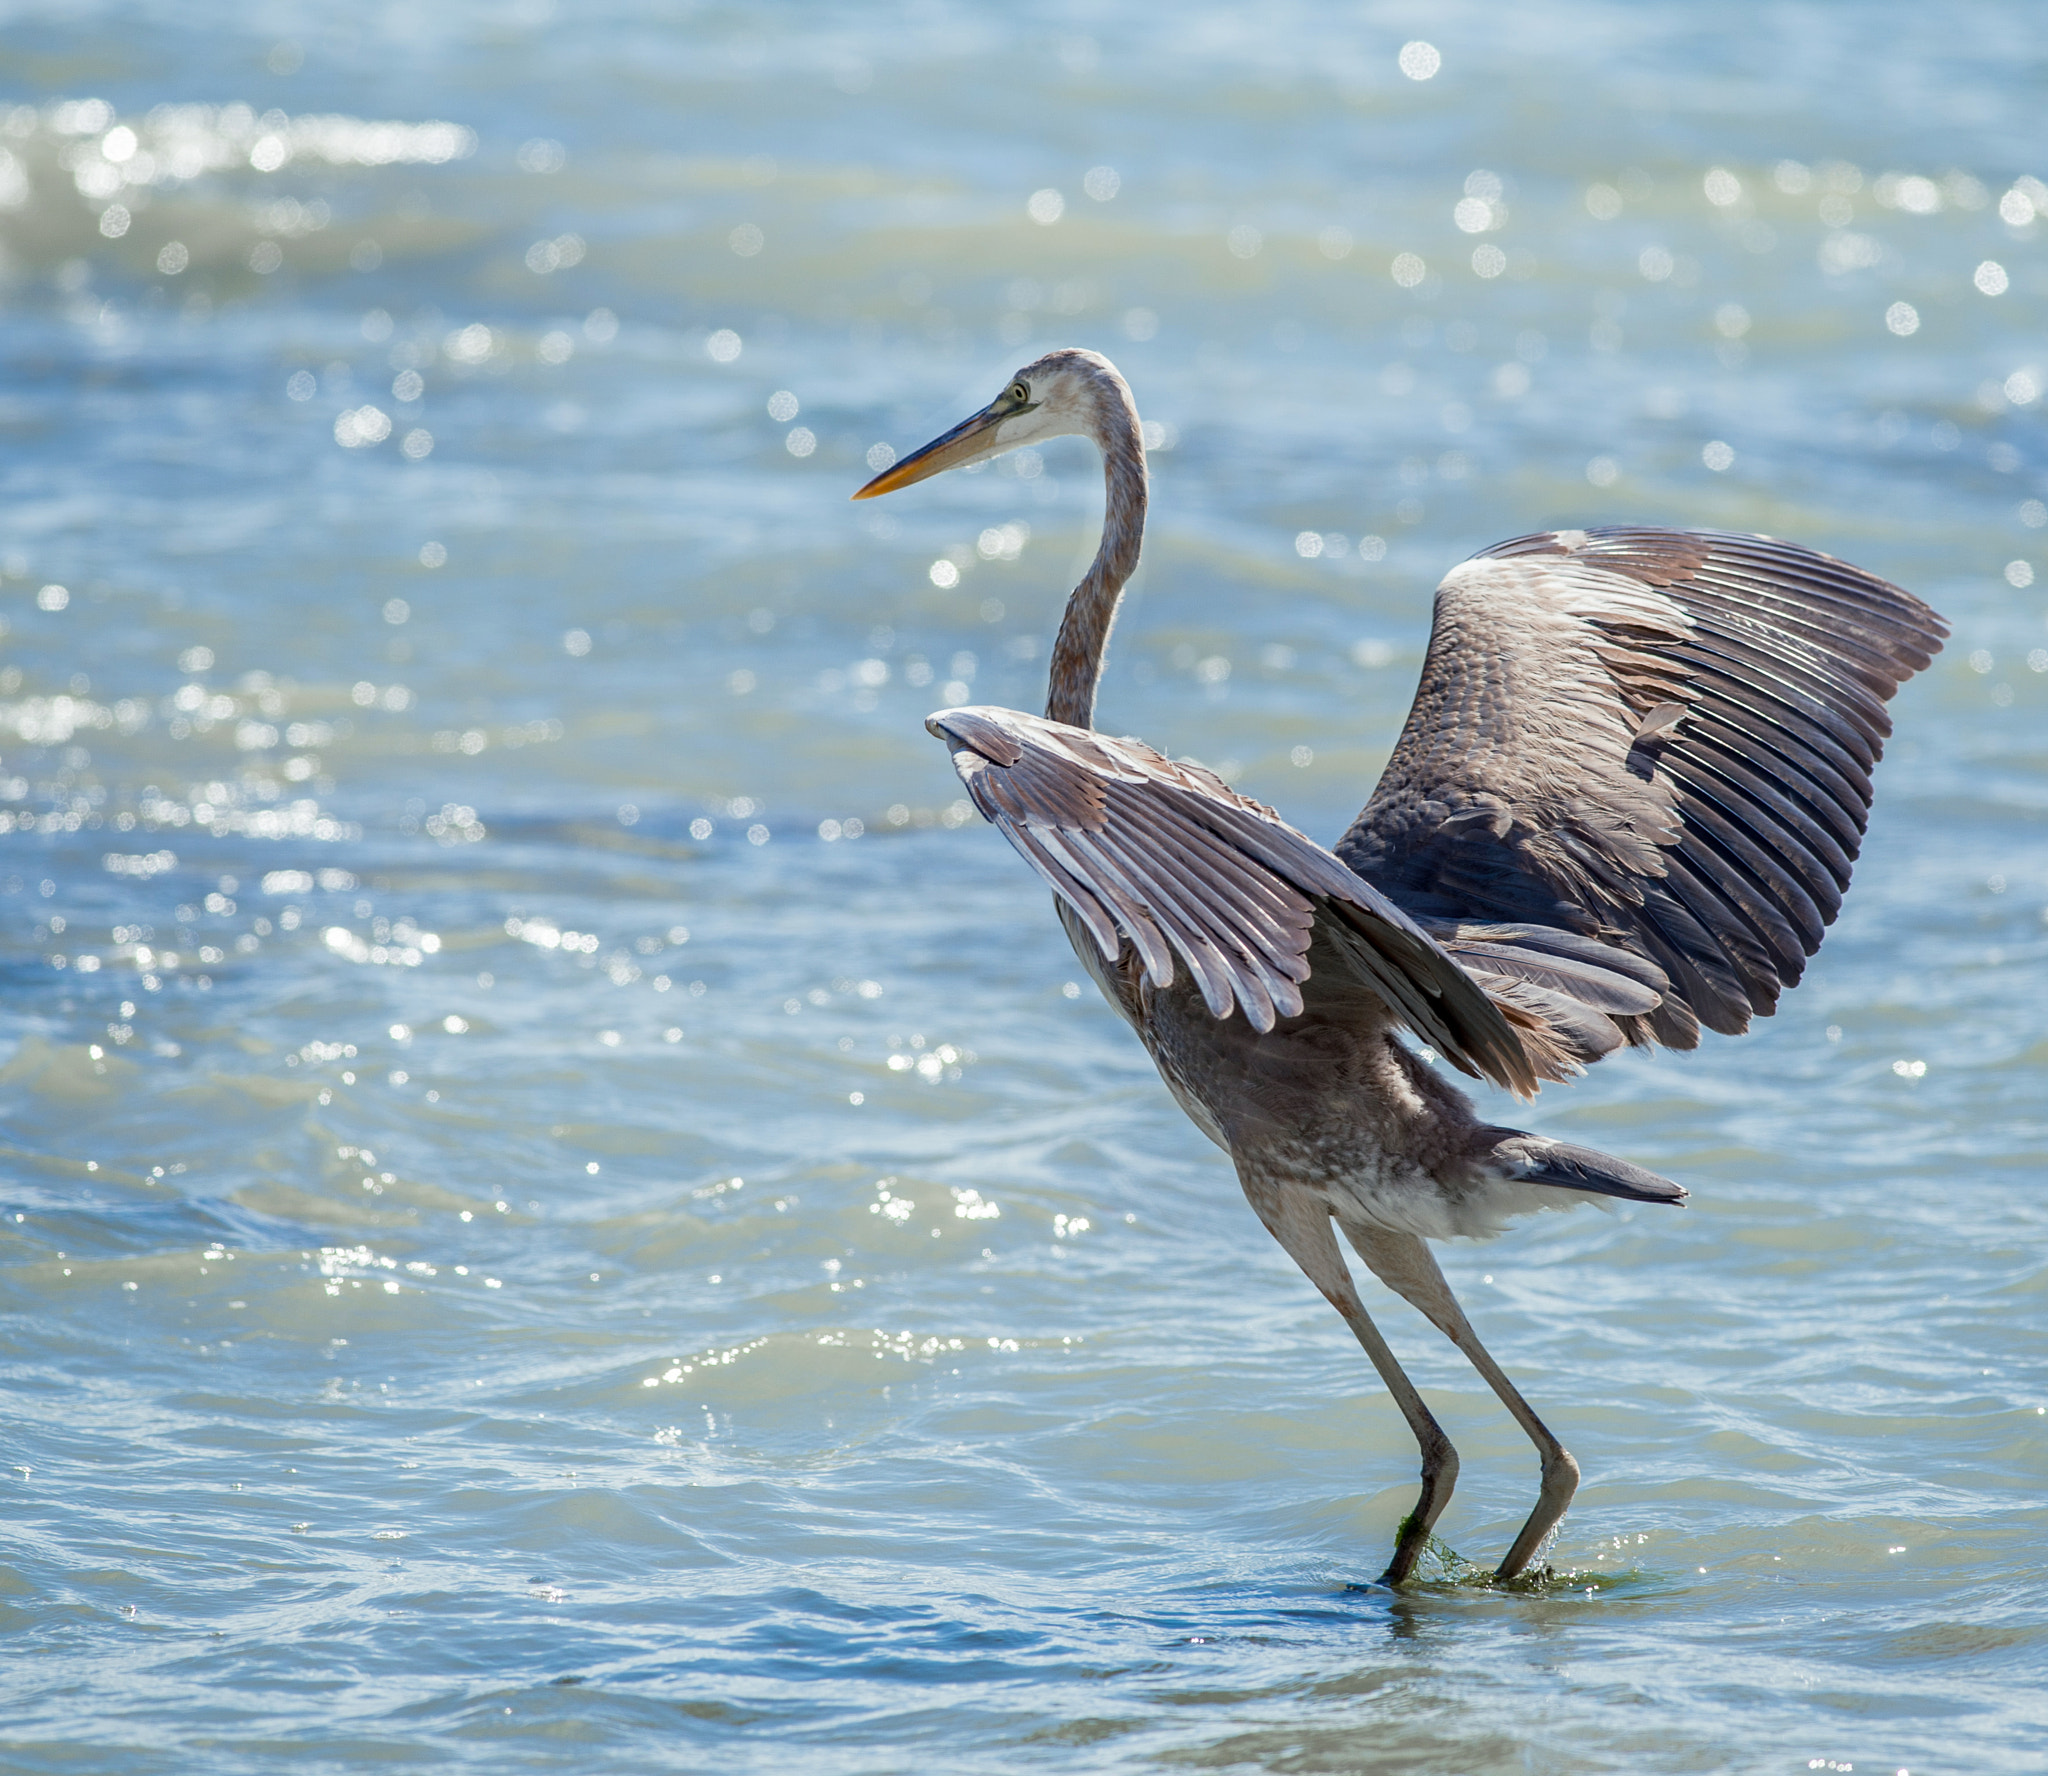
0;12;2039;1773
1398;40;1441;79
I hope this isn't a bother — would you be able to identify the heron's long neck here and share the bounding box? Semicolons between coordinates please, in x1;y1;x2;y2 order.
1046;385;1147;730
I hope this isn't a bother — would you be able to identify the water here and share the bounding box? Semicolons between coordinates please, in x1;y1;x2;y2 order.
1;3;2045;1769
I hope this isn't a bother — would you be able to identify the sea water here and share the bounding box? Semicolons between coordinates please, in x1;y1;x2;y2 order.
1;3;2045;1769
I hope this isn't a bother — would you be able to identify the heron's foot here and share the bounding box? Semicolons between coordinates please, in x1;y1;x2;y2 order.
1377;1529;1583;1593
1378;1436;1461;1585
1378;1525;1485;1588
1377;1510;1429;1586
1494;1446;1580;1582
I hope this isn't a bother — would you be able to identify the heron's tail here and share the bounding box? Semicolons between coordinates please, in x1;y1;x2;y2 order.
1474;1126;1686;1205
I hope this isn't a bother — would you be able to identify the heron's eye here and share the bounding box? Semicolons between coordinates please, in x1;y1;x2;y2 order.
1010;383;1029;403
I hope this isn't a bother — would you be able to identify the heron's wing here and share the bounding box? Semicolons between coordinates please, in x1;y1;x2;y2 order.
1421;918;1668;1080
928;705;1538;1094
1337;527;1946;1047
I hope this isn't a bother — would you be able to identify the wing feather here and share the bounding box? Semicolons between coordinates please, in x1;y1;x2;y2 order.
1114;794;1315;969
1660;729;1856;887
1339;526;1943;1047
1666;788;1825;957
1466;973;1629;1070
1421;933;1663;1017
1000;820;1124;964
1030;825;1179;985
929;705;1536;1090
1065;823;1246;1020
1677;700;1872;834
1119;796;1319;955
1657;848;1788;1009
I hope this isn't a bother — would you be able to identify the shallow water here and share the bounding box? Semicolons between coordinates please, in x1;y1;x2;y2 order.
2;3;2046;1770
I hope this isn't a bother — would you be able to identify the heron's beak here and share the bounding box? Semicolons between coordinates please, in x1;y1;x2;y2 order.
850;399;1026;499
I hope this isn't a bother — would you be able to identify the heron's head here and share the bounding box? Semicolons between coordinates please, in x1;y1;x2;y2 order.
851;348;1126;500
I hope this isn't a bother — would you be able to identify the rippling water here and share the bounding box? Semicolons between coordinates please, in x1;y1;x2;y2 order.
2;4;2045;1770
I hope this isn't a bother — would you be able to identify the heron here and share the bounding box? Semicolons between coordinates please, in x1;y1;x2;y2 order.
852;349;1944;1585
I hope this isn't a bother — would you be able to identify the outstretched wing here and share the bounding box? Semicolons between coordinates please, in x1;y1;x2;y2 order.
928;705;1538;1094
1337;527;1945;1047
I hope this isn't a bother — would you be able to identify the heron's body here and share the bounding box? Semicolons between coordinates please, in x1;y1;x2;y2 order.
1082;910;1532;1239
855;348;1944;1584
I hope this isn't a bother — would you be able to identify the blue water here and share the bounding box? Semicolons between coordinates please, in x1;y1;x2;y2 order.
2;3;2046;1769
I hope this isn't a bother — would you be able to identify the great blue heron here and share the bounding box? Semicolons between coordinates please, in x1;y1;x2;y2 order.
853;349;1944;1585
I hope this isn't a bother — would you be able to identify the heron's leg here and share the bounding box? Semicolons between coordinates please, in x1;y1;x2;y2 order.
1237;1172;1459;1586
1341;1222;1578;1582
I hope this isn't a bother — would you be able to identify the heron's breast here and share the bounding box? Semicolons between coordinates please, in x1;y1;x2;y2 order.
1135;968;1413;1144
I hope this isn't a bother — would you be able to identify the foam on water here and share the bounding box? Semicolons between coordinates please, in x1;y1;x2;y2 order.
2;3;2046;1771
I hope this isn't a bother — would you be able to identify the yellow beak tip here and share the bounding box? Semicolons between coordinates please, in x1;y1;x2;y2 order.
851;467;909;500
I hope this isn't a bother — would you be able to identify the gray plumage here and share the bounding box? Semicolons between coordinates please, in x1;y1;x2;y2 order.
854;350;1944;1586
1339;526;1944;1048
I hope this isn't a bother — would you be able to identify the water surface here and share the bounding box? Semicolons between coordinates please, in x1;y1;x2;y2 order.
2;3;2046;1770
